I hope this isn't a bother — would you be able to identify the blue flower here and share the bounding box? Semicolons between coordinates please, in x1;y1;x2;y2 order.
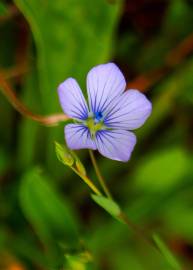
58;63;152;162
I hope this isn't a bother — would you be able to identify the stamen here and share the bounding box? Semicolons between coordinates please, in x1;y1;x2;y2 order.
95;111;103;122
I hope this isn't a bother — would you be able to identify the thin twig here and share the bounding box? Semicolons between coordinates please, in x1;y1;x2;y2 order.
0;64;28;80
166;32;193;66
127;32;193;92
0;74;69;126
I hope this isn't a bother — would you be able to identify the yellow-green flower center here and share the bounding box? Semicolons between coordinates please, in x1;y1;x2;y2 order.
86;117;104;138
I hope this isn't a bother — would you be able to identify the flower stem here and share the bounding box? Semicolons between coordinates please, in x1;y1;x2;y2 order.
88;150;160;253
71;167;102;196
118;211;157;251
88;150;112;199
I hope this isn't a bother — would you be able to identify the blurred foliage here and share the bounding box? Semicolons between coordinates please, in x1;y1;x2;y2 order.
0;2;8;16
20;168;79;267
1;0;193;269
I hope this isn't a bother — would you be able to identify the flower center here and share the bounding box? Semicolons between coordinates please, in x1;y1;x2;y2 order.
86;112;104;138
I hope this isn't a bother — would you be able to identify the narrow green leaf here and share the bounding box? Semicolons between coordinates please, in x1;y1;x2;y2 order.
153;234;181;270
91;194;121;218
55;141;74;166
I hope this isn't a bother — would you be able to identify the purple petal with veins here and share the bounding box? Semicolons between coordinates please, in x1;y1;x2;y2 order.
57;63;152;162
104;89;152;130
86;63;126;115
65;124;96;150
95;129;136;162
58;78;88;120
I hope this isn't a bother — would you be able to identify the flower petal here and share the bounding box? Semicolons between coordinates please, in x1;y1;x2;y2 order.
95;129;136;162
58;78;89;120
86;63;126;115
65;124;96;150
104;89;152;130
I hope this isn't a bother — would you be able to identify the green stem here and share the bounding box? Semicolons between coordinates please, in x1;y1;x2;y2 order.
118;211;157;251
88;150;158;251
119;211;182;269
71;167;102;196
80;150;181;268
88;150;112;199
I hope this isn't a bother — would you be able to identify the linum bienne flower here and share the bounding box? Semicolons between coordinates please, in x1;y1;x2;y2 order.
58;63;152;162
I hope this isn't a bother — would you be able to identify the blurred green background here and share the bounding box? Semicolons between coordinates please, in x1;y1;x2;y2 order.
1;0;193;269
